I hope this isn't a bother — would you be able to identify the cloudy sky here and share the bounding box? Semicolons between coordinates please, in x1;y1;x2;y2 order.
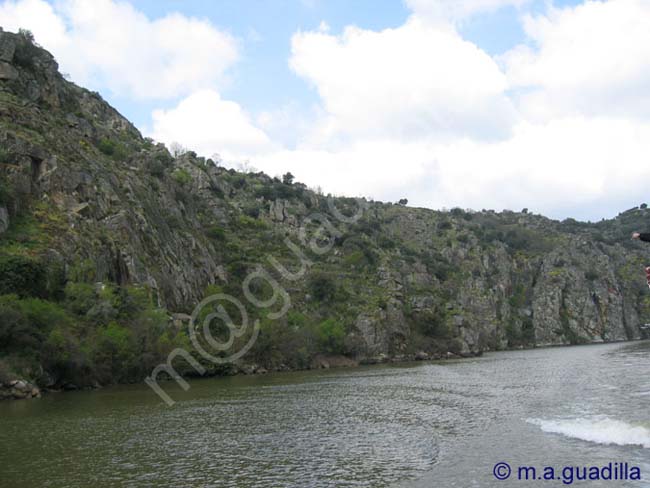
1;0;649;221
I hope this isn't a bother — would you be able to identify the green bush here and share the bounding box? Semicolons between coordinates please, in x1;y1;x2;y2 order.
0;255;47;297
316;318;346;354
242;204;260;218
205;225;226;241
97;139;128;160
0;147;10;164
411;309;450;338
0;295;69;354
308;272;337;302
437;220;453;231
0;295;31;351
172;168;192;185
64;282;97;315
145;158;165;178
13;31;40;68
236;215;267;229
93;322;135;382
0;177;12;205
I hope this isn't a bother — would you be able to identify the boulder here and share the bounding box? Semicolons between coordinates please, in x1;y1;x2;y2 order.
11;389;28;399
0;61;18;80
0;32;16;62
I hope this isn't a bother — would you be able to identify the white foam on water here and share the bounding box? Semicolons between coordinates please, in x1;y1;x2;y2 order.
527;417;650;448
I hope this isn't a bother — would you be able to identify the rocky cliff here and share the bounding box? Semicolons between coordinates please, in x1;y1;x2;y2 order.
0;28;648;391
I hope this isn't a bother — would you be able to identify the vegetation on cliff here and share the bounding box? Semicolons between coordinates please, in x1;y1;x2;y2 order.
0;29;649;390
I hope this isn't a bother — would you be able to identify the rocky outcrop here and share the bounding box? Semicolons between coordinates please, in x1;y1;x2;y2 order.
0;29;648;393
0;206;8;234
0;379;41;400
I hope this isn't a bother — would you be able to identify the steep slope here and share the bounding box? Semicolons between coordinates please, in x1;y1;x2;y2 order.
0;29;648;392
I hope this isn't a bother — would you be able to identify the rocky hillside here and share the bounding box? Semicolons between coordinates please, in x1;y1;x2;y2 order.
0;28;648;391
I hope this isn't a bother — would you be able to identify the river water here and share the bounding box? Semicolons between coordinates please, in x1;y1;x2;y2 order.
0;341;648;487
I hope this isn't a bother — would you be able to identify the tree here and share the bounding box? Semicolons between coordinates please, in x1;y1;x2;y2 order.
169;142;187;158
641;203;648;209
282;172;295;185
237;160;257;173
18;28;34;42
210;153;223;167
398;198;408;205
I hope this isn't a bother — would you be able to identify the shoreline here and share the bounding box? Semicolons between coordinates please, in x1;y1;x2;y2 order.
2;338;646;402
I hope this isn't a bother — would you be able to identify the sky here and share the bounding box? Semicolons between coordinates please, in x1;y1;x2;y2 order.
1;0;649;221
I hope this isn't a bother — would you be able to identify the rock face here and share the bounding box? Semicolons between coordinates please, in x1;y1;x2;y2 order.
0;29;649;390
0;206;8;233
0;379;41;400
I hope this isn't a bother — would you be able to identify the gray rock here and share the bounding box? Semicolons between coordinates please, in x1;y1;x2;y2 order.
11;389;28;399
0;61;18;80
0;32;15;62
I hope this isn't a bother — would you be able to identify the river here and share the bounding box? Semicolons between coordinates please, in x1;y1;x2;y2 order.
1;341;648;487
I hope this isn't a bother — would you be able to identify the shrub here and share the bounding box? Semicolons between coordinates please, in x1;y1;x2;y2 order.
236;215;267;229
205;225;226;241
0;177;13;205
0;295;69;354
0;255;47;297
287;311;308;329
411;309;450;338
0;147;9;164
13;30;40;68
145;158;165;178
308;272;337;302
377;235;396;249
64;282;97;315
231;175;247;189
243;204;260;218
93;322;136;382
316;318;346;354
0;295;30;351
97;139;128;160
18;28;34;42
171;168;192;185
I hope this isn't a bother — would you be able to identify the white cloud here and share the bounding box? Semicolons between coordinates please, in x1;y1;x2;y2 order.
0;0;238;99
150;90;273;161
3;0;649;220
145;0;650;220
262;0;650;219
0;0;68;50
290;18;517;143
250;115;650;219
503;0;650;121
405;0;532;23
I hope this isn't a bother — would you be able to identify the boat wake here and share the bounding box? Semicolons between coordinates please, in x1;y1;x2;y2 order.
527;417;650;449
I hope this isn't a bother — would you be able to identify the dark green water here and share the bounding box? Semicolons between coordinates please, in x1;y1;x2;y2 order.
1;341;649;487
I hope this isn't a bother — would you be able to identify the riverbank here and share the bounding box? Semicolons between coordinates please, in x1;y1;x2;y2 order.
6;338;644;402
0;348;478;401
